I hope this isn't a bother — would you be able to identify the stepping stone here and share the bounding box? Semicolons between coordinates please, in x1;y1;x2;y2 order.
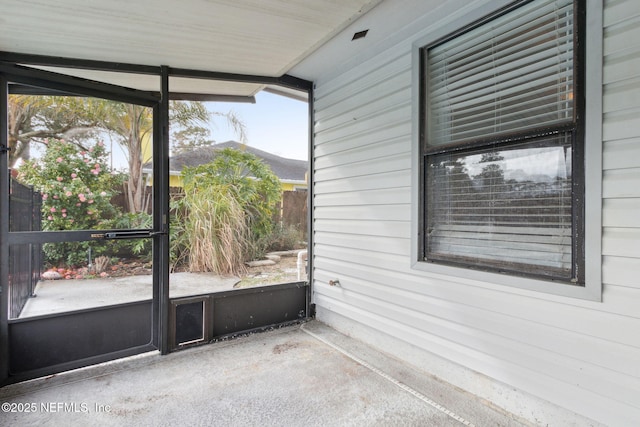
42;271;62;280
245;259;276;267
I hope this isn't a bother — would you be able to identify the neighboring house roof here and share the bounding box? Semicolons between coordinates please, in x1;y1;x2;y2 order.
167;141;308;183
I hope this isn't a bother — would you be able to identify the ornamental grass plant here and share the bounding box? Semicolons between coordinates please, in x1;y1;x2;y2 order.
172;148;281;276
182;183;250;275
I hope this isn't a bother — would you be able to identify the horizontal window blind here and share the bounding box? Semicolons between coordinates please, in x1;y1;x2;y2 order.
426;135;573;277
427;0;574;147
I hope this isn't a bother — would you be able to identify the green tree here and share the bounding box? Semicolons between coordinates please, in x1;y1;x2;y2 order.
475;152;505;183
170;111;246;155
171;126;214;155
474;151;506;224
94;101;248;213
9;95;246;213
93;102;155;213
7;95;101;167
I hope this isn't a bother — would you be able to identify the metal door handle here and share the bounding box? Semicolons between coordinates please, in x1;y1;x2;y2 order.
103;230;153;240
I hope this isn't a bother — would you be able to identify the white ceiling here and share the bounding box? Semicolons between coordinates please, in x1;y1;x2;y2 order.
1;0;382;98
294;0;454;80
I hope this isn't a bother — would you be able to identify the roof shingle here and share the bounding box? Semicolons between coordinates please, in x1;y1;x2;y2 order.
168;141;307;182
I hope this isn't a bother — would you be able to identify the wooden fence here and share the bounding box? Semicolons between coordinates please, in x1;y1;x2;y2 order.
275;190;308;234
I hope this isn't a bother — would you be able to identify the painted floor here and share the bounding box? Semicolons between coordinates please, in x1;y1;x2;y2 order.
0;321;527;427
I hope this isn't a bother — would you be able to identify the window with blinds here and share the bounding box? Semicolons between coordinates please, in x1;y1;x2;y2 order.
421;0;584;282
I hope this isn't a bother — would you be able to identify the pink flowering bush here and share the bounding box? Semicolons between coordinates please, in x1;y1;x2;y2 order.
19;138;124;266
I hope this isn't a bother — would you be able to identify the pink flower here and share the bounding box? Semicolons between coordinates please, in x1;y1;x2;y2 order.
65;191;72;197
62;213;67;218
87;210;93;215
50;207;56;213
42;194;48;200
71;173;77;178
89;147;94;152
78;193;85;199
91;170;99;175
100;191;107;197
84;158;89;163
80;151;86;156
56;176;63;181
88;200;94;204
98;141;104;147
56;157;63;163
94;164;100;168
69;219;74;224
76;203;81;207
47;216;53;220
53;195;59;199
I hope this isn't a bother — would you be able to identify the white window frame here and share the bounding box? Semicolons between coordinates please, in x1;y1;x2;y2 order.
410;0;602;301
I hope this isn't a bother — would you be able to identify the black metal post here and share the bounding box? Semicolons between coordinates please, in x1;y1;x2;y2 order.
0;74;10;385
154;66;171;354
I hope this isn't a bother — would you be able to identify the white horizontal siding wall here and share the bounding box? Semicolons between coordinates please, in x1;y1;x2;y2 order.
311;0;640;425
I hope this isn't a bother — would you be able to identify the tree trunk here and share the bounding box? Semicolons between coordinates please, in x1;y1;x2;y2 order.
127;134;144;213
126;106;146;213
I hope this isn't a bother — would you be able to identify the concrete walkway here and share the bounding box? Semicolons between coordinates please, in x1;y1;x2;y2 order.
0;321;528;426
20;272;241;318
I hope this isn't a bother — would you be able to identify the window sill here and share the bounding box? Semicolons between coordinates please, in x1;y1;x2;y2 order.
410;259;602;302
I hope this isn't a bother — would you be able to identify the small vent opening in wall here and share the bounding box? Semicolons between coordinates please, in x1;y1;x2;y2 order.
352;29;369;41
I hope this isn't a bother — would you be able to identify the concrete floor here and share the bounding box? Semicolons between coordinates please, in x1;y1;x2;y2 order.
0;321;527;427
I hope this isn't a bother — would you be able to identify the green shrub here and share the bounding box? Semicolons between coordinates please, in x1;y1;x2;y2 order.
18;138;125;266
268;224;305;252
172;148;281;274
111;212;154;260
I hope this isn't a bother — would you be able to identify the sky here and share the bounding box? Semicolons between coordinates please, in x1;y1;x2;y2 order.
205;91;309;161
